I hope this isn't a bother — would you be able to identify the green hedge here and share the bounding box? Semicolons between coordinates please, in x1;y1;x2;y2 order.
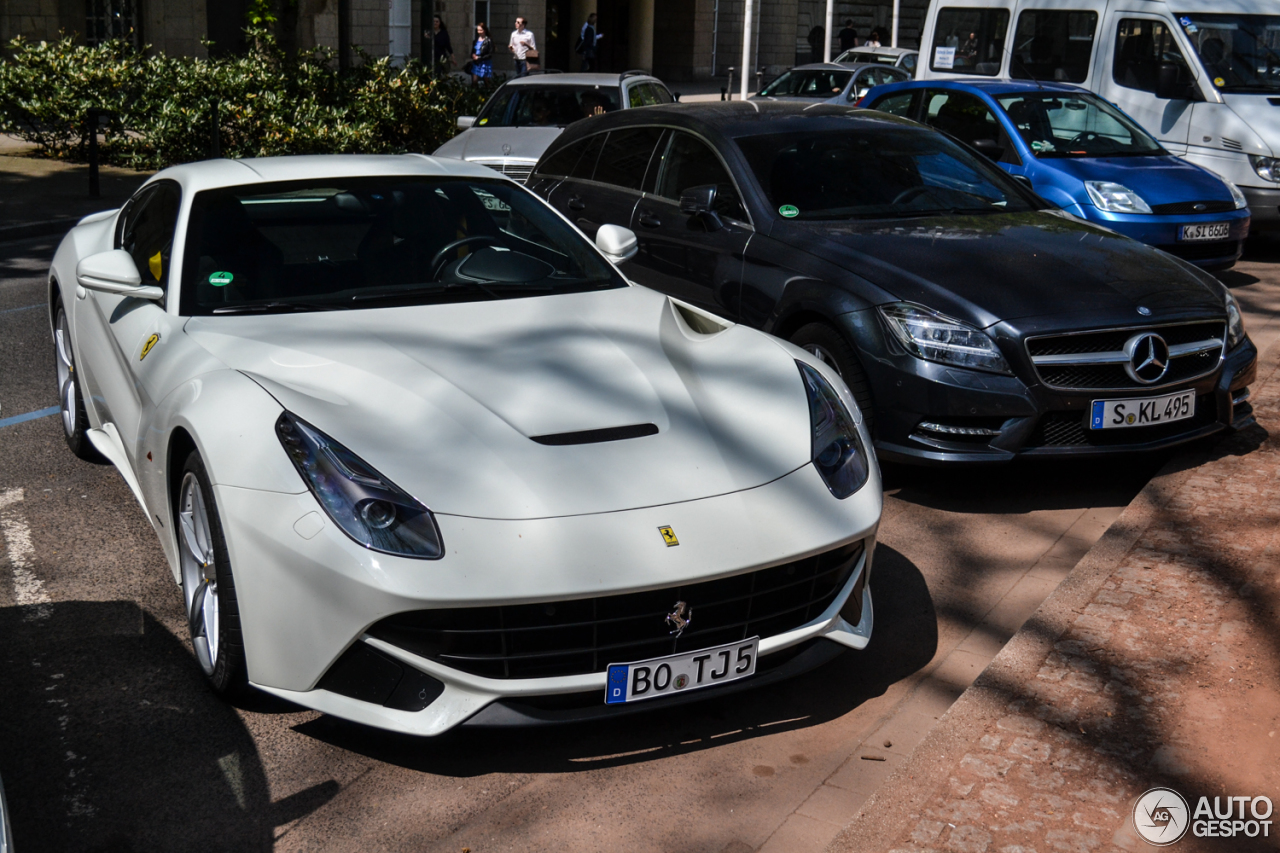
0;32;500;171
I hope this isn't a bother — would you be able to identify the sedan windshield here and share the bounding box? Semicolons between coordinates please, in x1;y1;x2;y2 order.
476;85;622;127
1179;13;1280;94
738;127;1041;220
179;177;624;316
759;69;853;98
994;91;1164;158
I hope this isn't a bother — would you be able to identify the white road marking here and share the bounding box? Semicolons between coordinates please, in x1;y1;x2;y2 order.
0;487;51;618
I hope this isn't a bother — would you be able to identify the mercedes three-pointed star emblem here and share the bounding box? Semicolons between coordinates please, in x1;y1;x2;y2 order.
1124;332;1170;384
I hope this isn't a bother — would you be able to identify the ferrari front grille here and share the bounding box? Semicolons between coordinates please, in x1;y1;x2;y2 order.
367;541;865;679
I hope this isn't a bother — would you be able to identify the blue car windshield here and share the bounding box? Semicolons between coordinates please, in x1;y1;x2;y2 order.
1179;13;1280;94
738;127;1042;220
994;92;1164;158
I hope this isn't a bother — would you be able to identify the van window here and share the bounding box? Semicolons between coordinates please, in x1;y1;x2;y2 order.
1113;19;1191;93
1178;13;1280;95
931;8;1010;76
1010;10;1097;83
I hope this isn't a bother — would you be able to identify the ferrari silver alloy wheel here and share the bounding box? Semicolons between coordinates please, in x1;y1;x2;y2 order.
55;311;77;436
179;472;220;675
802;343;845;378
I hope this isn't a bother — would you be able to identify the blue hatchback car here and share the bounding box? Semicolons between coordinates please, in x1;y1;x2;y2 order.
862;80;1250;271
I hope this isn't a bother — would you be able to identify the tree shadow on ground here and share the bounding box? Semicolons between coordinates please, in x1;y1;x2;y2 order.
293;544;937;778
0;600;337;853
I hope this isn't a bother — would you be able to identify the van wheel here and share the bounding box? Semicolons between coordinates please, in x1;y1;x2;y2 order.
790;323;876;437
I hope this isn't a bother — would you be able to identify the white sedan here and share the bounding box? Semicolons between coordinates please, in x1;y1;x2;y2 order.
47;154;881;735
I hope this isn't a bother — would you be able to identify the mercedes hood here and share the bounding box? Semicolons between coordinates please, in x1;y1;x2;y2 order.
774;211;1226;328
432;126;565;163
185;286;814;520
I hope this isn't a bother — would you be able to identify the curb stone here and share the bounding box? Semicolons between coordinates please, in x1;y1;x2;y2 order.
0;218;81;243
824;341;1280;853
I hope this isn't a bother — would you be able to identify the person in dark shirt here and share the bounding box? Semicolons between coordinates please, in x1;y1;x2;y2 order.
838;20;858;53
425;16;454;74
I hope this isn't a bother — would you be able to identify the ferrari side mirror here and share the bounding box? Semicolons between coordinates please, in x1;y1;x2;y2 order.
76;249;163;300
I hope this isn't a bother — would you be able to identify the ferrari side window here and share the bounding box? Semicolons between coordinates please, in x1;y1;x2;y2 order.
120;183;181;288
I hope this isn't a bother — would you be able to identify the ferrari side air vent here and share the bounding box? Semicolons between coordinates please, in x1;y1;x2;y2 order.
670;298;731;336
530;423;659;445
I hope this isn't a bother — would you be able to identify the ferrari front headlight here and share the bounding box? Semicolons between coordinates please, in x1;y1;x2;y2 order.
878;302;1012;374
1225;290;1245;349
799;362;870;499
275;412;443;559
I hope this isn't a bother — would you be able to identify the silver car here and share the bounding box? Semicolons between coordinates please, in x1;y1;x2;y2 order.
433;71;674;183
835;46;920;76
751;62;910;106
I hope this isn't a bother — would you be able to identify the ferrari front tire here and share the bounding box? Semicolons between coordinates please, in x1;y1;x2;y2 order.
176;450;248;695
54;306;103;461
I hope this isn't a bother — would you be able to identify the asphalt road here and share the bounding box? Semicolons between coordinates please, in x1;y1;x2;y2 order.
1;233;1276;853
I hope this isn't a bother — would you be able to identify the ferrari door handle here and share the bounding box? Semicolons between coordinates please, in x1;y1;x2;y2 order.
567;196;586;211
637;213;662;228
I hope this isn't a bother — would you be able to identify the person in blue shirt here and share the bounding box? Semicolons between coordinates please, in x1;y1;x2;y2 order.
470;22;493;84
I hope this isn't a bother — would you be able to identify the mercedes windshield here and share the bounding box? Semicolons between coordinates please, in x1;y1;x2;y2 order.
1179;13;1280;94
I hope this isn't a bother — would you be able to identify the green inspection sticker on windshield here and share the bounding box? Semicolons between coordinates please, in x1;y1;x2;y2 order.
208;271;234;286
779;205;799;218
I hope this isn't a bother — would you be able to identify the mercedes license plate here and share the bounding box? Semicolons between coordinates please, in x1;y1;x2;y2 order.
1089;390;1195;430
605;637;758;704
1178;222;1230;242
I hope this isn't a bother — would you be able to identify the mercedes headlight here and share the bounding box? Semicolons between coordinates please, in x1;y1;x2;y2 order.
878;302;1012;374
276;412;443;559
1225;290;1245;349
1250;155;1279;183
1224;179;1249;209
1084;181;1153;214
799;362;870;499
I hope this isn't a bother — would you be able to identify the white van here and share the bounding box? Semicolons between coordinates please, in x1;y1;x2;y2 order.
918;0;1280;231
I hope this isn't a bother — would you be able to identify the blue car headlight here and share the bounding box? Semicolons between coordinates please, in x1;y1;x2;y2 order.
275;412;443;559
799;362;870;499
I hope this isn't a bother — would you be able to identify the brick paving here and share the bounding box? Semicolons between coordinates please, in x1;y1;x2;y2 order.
830;346;1280;853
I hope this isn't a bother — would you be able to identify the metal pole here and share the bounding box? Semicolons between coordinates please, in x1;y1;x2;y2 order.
87;109;100;199
210;101;221;159
710;0;719;77
739;0;752;100
891;0;900;47
823;0;833;62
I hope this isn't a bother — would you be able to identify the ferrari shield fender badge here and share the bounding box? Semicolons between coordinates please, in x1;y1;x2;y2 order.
140;333;160;361
666;601;691;637
658;525;679;546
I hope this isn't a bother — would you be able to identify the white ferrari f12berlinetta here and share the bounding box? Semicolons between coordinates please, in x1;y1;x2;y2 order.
48;154;881;735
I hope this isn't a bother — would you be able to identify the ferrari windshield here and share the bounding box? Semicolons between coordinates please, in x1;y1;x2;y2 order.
179;177;625;315
759;69;854;98
1179;13;1280;93
738;127;1041;220
475;85;621;127
994;91;1164;158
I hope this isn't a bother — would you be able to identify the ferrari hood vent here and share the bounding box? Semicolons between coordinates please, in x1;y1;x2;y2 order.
530;423;659;446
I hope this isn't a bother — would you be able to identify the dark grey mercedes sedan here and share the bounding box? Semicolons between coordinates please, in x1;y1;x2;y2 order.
527;102;1257;464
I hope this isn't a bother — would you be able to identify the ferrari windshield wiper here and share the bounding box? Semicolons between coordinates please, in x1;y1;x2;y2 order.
212;301;339;314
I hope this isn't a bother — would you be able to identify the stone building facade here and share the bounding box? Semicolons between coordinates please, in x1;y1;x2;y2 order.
0;0;928;80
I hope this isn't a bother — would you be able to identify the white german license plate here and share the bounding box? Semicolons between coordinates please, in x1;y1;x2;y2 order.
1178;222;1230;242
604;637;759;704
1089;390;1194;430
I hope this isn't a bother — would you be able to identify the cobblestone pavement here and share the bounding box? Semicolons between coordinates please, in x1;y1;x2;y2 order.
830;345;1280;853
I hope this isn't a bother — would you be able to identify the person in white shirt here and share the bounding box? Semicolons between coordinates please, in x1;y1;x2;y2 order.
509;17;537;77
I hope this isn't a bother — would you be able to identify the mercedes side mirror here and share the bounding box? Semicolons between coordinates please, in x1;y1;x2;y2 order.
457;115;477;130
596;224;638;264
76;250;163;300
679;185;724;232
